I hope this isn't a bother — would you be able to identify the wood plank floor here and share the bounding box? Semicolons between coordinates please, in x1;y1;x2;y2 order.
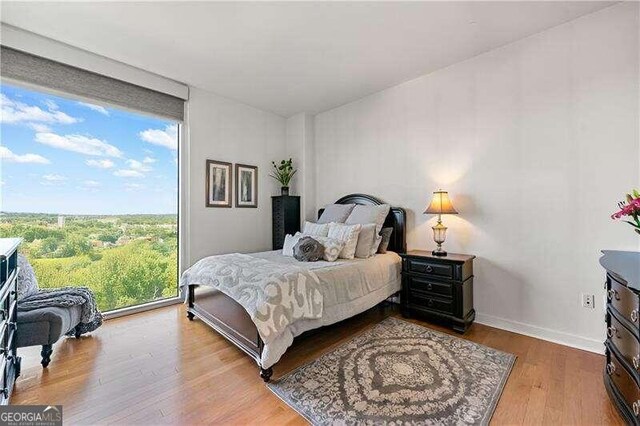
11;304;622;425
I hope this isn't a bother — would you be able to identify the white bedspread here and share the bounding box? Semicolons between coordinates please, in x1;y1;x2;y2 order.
185;250;401;368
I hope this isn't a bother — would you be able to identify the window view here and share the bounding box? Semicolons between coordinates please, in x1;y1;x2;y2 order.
0;83;179;312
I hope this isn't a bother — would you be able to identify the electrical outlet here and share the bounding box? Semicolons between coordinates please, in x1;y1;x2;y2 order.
582;293;595;309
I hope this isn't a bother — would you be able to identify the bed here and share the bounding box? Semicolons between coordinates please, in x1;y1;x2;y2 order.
183;194;406;381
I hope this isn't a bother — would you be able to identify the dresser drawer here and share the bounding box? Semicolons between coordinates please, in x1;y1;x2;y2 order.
407;276;452;298
409;291;454;315
608;311;640;373
407;259;454;279
608;276;640;328
607;349;640;419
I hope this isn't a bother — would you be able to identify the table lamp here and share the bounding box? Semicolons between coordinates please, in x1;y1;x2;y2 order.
424;190;458;256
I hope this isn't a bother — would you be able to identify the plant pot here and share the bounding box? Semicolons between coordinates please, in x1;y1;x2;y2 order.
281;187;289;196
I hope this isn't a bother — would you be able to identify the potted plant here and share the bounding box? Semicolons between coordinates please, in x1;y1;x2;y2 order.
611;189;640;235
270;159;297;195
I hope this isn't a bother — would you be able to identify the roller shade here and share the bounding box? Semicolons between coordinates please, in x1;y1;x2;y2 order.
1;46;185;121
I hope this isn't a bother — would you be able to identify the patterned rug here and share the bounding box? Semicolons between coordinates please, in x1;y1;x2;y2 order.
268;317;515;425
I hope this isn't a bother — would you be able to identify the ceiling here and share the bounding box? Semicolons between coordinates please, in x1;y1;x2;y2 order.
1;1;615;117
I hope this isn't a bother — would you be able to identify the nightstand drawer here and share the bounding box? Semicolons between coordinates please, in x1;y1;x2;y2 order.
408;259;453;279
409;291;454;315
407;276;452;298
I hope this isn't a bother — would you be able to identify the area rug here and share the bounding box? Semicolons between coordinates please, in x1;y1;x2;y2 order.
268;317;515;425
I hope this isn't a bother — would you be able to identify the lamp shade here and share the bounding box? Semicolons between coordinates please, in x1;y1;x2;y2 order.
424;190;458;215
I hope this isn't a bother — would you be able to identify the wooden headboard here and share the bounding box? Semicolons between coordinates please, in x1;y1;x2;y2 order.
318;194;407;254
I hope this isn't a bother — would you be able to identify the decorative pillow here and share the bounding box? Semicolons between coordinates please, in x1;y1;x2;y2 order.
328;223;362;259
345;204;391;255
302;221;330;237
282;232;304;256
317;204;356;224
311;236;345;262
293;237;325;262
17;254;39;301
377;227;394;254
354;223;377;259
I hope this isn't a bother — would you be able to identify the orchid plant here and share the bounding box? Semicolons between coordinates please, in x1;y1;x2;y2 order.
612;189;640;235
269;158;297;188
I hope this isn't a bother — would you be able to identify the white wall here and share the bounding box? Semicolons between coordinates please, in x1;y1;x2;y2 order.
186;87;286;264
314;3;639;352
286;113;316;224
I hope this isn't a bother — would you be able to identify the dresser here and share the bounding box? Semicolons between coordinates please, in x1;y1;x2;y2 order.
0;238;21;405
400;251;475;333
601;250;640;424
272;195;300;250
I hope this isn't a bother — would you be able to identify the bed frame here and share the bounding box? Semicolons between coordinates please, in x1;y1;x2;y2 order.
186;193;406;381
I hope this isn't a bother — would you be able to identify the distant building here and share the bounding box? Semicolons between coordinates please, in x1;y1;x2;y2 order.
57;215;65;228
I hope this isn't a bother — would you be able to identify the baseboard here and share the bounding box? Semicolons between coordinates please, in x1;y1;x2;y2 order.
475;312;605;355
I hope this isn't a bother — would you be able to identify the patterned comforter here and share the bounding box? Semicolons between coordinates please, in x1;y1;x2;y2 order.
179;253;323;347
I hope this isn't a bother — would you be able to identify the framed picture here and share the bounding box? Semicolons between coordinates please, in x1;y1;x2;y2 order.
206;160;232;208
235;164;258;208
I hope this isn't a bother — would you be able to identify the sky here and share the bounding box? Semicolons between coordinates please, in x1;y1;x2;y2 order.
0;83;178;215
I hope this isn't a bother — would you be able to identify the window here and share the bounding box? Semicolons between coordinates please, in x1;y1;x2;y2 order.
0;83;179;312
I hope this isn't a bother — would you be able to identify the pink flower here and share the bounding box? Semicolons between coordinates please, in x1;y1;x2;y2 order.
612;197;640;219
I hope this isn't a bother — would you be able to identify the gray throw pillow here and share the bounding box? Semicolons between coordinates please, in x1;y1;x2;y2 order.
17;254;39;301
293;237;325;262
354;223;377;258
317;204;356;224
377;227;394;254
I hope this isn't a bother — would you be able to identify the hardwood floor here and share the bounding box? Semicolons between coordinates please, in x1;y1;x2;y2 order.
12;304;622;425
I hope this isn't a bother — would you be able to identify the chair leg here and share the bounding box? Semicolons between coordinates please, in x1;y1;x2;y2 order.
41;344;53;368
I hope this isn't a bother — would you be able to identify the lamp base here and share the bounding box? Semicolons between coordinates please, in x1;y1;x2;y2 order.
432;250;447;257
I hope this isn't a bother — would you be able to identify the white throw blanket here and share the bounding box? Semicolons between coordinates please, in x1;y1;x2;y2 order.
180;253;323;347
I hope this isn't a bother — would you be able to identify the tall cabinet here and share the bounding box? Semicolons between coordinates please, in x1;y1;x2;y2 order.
0;238;21;405
601;250;640;425
272;195;300;250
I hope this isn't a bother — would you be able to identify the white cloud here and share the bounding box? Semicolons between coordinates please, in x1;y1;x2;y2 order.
142;156;156;164
86;159;114;169
41;174;67;186
127;159;152;173
0;146;50;164
114;169;144;178
83;180;101;188
124;183;145;191
78;102;109;116
139;124;177;150
43;100;59;111
35;132;123;157
1;94;79;125
42;174;66;182
28;123;52;133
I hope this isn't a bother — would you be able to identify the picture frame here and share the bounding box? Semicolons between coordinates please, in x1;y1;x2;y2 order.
235;163;258;208
206;160;233;208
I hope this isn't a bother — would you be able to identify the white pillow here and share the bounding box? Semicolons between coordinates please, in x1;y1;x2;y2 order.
303;221;330;237
310;236;346;262
282;232;303;256
327;223;362;259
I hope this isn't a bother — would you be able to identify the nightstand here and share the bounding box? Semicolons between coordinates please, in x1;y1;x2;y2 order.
400;250;475;333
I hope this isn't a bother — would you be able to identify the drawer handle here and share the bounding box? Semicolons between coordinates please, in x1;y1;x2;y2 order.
634;401;640;416
427;299;434;307
606;362;616;375
427;283;433;291
633;355;640;370
607;326;618;338
425;265;433;273
632;310;639;323
608;290;620;301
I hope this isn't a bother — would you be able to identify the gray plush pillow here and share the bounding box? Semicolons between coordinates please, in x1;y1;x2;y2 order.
354;223;377;258
17;254;39;301
377;227;394;254
317;204;356;224
293;237;325;262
